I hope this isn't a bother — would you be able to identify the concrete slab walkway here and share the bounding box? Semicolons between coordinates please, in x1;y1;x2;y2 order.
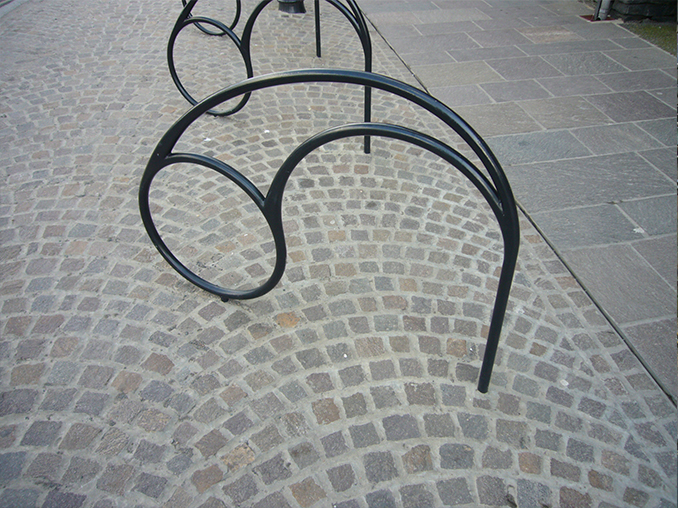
0;0;676;507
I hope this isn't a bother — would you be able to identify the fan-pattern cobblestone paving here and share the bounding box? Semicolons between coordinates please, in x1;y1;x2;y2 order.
0;0;675;507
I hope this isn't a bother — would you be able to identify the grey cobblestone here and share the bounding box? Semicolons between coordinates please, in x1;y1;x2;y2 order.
363;451;398;484
436;477;473;505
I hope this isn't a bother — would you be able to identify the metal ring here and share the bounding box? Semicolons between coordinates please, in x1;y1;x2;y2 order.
139;154;282;301
167;14;253;116
181;0;241;35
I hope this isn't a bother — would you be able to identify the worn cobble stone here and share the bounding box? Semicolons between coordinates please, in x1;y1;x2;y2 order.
224;411;254;436
252;492;292;508
350;423;381;448
223;474;259;504
440;443;474;469
343;392;368;418
403;445;433;473
371;386;401;408
383;414;419;440
193;465;224;494
496;420;530;448
441;384;466;406
74;391;108;416
279;381;307;403
482;446;513;469
254;454;292;485
400;484;435;508
60;423;102;450
223;444;255;472
423;413;455;437
517;479;552;508
327;464;355;492
536;429;562;451
289;442;320;469
42;491;87;508
0;452;27;485
96;429;129;457
560;487;592;508
321;431;348;458
133;439;165;463
405;382;435;405
195;430;228;458
139;379;174;401
588;469;614;491
457;413;488;440
551;459;582;482
363;451;398;483
62;456;102;485
567;438;595;463
194;398;226;423
365;489;396;508
290;477;327;507
306;372;334;393
96;464;135;495
252;425;284;453
437;478;473;505
20;421;61;447
400;358;422;377
0;390;38;416
313;398;341;425
0;488;41;508
26;453;61;482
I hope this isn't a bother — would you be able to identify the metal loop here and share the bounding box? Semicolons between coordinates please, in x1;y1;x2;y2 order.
181;0;241;34
168;2;253;116
169;0;372;141
140;69;520;392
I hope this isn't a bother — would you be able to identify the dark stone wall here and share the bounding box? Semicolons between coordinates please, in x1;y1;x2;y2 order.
610;0;677;21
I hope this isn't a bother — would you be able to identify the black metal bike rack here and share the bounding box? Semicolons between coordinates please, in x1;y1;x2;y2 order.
139;69;520;393
180;0;242;35
169;0;373;151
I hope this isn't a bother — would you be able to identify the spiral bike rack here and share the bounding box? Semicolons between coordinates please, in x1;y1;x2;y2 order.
139;69;520;392
168;0;373;151
180;0;242;35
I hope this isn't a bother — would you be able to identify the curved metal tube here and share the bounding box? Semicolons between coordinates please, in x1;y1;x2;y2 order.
181;0;241;35
168;0;253;116
168;0;372;150
239;0;372;150
140;69;520;392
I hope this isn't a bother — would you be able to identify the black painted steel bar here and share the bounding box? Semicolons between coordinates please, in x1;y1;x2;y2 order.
181;0;241;35
315;0;321;57
139;69;520;392
168;2;253;116
168;0;372;150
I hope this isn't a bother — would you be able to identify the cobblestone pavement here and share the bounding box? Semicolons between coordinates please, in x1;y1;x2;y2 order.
0;0;676;507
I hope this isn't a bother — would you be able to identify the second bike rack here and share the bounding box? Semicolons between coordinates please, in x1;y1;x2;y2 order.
169;0;373;151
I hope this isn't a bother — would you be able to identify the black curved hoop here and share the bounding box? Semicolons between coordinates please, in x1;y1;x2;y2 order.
181;0;241;35
139;69;520;393
168;0;373;150
168;4;253;116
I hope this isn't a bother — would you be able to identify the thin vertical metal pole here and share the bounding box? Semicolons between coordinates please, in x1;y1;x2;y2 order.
349;0;371;153
315;0;321;57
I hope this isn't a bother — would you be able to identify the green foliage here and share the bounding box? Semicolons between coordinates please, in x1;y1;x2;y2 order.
622;21;677;55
